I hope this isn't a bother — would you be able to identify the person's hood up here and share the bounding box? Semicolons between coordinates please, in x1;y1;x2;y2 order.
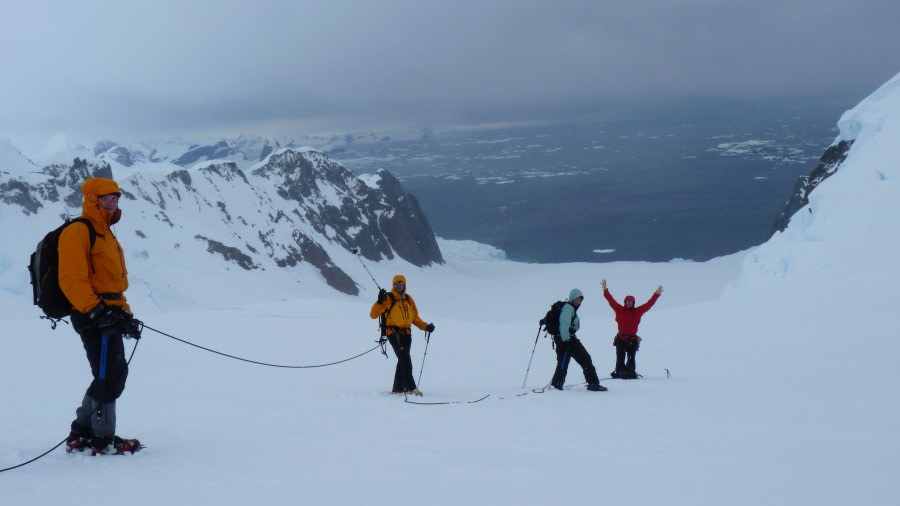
392;274;407;287
624;295;636;307
568;288;583;302
81;177;122;226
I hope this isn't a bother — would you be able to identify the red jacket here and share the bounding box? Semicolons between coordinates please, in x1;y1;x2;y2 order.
603;289;659;335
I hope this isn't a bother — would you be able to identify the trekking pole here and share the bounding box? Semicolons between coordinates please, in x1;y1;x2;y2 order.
522;322;544;388
95;333;109;429
351;248;381;290
352;248;389;359
417;331;431;388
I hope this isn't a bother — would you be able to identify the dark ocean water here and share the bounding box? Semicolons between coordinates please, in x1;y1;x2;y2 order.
334;103;844;263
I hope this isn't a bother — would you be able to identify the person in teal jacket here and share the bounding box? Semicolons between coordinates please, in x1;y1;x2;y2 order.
549;289;606;392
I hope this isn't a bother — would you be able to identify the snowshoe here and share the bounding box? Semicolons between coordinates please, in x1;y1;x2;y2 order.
91;435;143;456
586;384;608;392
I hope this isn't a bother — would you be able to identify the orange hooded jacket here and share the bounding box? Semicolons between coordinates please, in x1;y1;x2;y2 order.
58;178;130;314
369;274;428;334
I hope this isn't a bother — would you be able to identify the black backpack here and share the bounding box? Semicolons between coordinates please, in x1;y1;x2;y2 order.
540;300;569;336
378;292;399;337
28;218;97;320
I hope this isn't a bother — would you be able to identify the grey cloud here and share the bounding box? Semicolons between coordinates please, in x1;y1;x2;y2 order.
2;0;899;148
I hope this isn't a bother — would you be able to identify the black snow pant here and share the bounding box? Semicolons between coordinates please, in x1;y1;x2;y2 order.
69;312;129;438
388;330;416;393
614;333;640;378
550;336;600;389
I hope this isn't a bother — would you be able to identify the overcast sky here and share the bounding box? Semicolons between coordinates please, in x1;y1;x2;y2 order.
2;0;899;152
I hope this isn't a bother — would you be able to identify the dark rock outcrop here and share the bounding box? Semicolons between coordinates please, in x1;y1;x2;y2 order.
105;146;134;167
773;140;853;233
373;170;443;266
252;150;443;267
0;158;112;215
195;235;260;270
173;141;236;166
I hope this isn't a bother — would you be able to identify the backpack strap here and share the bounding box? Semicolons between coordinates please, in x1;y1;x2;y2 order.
71;218;98;247
386;292;397;313
69;218;98;273
379;292;399;337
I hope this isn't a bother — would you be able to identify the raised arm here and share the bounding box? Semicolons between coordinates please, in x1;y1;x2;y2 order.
636;287;662;313
602;279;621;310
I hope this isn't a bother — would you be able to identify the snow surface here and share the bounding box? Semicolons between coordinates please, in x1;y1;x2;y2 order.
2;72;899;504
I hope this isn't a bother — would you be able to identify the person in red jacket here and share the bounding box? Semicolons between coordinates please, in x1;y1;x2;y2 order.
601;279;663;379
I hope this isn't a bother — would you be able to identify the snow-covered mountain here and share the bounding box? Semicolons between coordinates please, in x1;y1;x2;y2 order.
51;127;440;173
93;135;291;170
0;138;39;176
0;147;442;305
736;71;900;293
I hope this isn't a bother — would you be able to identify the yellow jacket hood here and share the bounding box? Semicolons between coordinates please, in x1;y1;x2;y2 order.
81;178;122;227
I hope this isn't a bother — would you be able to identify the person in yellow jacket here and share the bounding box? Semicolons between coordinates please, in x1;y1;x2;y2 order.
369;274;435;395
59;178;142;456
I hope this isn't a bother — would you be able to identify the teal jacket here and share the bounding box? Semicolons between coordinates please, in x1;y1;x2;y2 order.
558;288;583;341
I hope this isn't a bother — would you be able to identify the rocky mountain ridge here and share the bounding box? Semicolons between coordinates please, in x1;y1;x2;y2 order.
0;146;443;296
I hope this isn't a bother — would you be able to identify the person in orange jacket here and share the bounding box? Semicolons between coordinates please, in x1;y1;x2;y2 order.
601;279;663;379
369;274;435;395
59;178;142;455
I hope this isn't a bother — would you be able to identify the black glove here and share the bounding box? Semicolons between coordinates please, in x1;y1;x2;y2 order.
86;302;122;334
377;288;387;304
118;309;143;340
425;323;435;333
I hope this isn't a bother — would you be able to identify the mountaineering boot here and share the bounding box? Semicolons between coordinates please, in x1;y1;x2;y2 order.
65;431;92;453
610;369;621;379
91;435;143;456
407;389;423;396
586;383;607;392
